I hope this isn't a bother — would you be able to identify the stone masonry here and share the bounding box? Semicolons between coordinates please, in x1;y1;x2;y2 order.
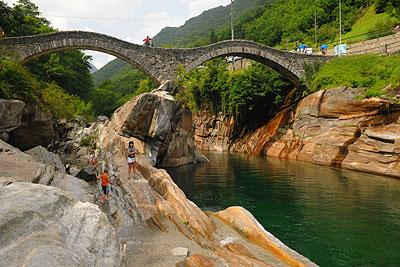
0;31;328;88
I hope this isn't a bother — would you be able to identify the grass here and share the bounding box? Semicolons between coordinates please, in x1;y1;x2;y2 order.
340;5;398;44
309;53;400;98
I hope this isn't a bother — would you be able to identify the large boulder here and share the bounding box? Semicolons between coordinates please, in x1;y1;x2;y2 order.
25;145;66;185
0;140;93;201
8;102;54;150
107;90;206;167
0;140;51;185
0;99;25;141
76;166;98;182
0;182;121;267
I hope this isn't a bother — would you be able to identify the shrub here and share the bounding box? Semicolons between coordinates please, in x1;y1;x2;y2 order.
0;59;39;101
41;83;94;120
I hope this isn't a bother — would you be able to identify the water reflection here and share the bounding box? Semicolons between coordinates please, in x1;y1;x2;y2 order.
167;151;400;267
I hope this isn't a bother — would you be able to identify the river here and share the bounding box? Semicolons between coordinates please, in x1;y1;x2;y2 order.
167;151;400;267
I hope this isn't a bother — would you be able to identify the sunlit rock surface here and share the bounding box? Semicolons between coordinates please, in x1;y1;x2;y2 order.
194;87;400;178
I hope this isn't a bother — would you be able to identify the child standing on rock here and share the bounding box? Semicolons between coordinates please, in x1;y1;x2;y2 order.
97;169;112;203
127;141;136;179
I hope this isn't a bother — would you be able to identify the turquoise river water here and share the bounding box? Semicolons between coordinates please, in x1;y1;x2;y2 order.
167;151;400;267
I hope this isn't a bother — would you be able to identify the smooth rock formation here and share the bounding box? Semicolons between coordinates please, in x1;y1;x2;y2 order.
106;91;206;167
0;140;93;202
25;145;66;185
0;140;54;185
193;110;234;151
0;99;25;141
215;206;317;267
8;102;54;150
194;87;400;178
0;182;120;267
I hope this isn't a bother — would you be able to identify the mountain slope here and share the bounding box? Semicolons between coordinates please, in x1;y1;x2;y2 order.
93;0;267;85
153;0;266;47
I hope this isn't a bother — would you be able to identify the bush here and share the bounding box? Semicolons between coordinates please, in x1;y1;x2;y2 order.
0;59;40;101
42;83;94;120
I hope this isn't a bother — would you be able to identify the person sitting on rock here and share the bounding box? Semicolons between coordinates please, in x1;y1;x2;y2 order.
127;141;136;179
97;169;112;203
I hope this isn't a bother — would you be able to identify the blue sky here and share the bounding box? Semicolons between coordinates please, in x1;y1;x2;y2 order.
4;0;231;68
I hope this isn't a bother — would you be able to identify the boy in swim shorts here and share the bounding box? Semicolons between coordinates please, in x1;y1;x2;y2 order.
97;169;111;203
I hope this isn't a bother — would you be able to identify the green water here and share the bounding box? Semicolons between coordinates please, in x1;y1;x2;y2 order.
167;151;400;267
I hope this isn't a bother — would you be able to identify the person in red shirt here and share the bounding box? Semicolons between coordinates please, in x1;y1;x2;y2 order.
143;36;152;46
97;169;112;203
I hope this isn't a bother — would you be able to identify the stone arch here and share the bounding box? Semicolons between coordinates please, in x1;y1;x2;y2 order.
3;31;163;85
185;41;321;88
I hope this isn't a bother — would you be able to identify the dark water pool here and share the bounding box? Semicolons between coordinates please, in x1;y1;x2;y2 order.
167;151;400;267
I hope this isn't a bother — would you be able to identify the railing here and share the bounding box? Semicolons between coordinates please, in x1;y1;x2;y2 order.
291;26;400;56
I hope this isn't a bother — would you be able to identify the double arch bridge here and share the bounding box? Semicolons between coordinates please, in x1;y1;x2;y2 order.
1;31;329;88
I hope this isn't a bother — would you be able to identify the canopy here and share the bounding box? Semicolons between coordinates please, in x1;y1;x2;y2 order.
320;44;329;49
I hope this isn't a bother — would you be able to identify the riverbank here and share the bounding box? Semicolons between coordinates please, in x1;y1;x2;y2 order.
0;86;317;266
194;86;400;178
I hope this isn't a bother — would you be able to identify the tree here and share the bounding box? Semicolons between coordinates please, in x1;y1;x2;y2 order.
210;30;217;43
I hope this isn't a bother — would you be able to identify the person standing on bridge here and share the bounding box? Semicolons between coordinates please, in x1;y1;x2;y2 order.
143;36;152;46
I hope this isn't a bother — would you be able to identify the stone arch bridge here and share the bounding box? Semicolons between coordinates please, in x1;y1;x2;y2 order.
1;31;329;88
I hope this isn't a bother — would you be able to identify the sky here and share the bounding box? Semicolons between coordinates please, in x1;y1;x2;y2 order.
4;0;231;68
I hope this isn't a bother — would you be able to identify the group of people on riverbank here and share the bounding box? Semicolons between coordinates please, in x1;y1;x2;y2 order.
88;141;137;204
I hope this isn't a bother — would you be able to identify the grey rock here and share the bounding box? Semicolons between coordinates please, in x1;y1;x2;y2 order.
8;102;54;150
49;118;105;166
0;182;121;267
57;174;93;202
0;140;52;185
120;91;207;167
76;166;98;182
25;145;66;185
0;99;25;134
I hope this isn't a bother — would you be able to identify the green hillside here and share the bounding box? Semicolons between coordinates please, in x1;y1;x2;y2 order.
93;0;266;84
93;58;128;86
153;0;266;47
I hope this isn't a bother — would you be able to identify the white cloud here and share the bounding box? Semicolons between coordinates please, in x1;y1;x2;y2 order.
180;0;230;17
4;0;231;68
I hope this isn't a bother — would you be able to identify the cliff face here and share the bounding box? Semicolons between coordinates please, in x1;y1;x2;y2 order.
193;87;400;178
